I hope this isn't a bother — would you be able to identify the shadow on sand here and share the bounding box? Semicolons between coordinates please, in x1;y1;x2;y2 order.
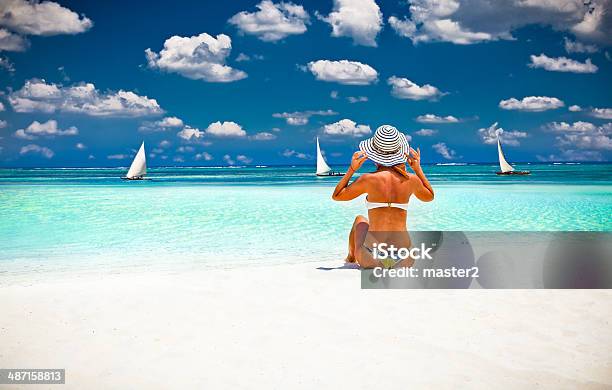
316;262;361;271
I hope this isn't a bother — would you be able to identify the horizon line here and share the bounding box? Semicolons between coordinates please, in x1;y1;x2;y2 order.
0;161;608;169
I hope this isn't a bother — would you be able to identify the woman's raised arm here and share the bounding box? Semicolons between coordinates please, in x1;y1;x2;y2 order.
407;148;434;202
332;151;368;201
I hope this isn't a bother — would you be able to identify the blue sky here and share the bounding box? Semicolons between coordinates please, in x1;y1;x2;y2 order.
0;0;611;167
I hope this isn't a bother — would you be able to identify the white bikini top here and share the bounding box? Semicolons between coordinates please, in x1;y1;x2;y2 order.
365;197;409;211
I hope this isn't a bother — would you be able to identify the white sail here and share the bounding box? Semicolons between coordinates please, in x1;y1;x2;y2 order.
497;138;514;173
126;142;147;179
316;137;331;175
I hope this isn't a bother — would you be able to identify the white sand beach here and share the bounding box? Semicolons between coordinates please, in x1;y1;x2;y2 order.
1;263;611;389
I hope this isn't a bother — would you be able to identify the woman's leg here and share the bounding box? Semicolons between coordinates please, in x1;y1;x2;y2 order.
346;215;382;269
346;215;367;262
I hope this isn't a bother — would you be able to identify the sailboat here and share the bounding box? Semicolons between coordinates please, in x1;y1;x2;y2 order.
121;141;148;180
496;138;530;175
316;137;343;176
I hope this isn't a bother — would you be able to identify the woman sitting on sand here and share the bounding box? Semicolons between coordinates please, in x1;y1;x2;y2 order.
332;125;434;268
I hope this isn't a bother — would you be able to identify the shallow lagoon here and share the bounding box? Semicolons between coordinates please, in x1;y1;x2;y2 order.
1;164;610;277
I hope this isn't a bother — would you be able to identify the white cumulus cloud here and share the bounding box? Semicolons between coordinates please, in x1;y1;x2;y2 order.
322;119;371;137
146;33;246;82
107;154;130;160
139;116;184;132
568;105;582;112
272;109;337;125
564;37;598;53
307;60;378;85
478;122;528;146
544;121;612;152
14;119;77;140
528;54;598;73
156;116;183;128
347;96;368;103
223;154;235;165
229;1;309;42
387;0;612;46
194;152;213;161
387;1;495;45
499;96;564;112
0;0;92;36
545;121;597;132
205;121;246;137
9;79;163;117
0;0;92;52
282;149;309;159
416;114;459;123
176;146;194;153
0;56;15;71
387;76;446;101
432;142;458;159
236;154;253;164
250;132;277;141
388;16;417;40
319;0;383;47
235;53;264;62
590;108;612;119
20;143;54;158
177;126;204;141
0;28;28;51
415;128;437;136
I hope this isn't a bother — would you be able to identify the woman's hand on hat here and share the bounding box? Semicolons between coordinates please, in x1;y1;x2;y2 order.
406;147;421;172
350;151;367;172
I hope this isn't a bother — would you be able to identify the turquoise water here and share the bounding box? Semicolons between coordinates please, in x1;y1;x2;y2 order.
1;164;611;276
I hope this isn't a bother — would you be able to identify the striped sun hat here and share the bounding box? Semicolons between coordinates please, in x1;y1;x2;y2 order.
359;125;409;166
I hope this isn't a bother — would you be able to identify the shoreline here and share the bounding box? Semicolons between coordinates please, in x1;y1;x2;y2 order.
1;261;611;389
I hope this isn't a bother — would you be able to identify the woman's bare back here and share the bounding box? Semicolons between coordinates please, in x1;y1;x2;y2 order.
360;169;413;230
